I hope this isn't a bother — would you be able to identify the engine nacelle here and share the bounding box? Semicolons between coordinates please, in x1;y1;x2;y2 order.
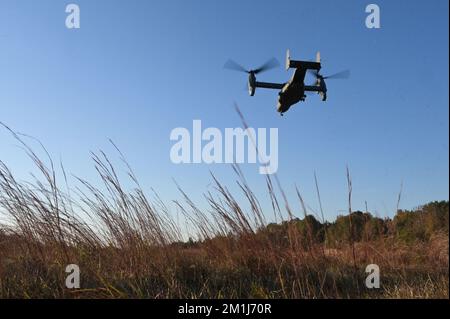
317;77;327;101
248;72;256;96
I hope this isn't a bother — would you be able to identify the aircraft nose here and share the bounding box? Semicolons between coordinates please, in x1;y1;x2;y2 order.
277;101;283;112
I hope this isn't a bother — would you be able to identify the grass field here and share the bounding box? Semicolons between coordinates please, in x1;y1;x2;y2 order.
0;125;448;299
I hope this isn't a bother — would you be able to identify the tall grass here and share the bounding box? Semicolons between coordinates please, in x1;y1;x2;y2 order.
0;123;448;298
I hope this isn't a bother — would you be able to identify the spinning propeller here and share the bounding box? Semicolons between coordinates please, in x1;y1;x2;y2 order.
224;57;280;75
308;69;350;101
310;69;351;81
224;58;280;96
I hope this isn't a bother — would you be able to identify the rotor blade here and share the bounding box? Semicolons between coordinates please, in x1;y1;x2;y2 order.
224;59;248;73
253;57;280;74
307;69;320;79
324;69;350;80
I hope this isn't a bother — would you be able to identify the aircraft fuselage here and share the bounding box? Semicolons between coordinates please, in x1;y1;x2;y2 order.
277;81;306;114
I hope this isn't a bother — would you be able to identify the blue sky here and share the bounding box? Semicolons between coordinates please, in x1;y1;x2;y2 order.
0;0;448;221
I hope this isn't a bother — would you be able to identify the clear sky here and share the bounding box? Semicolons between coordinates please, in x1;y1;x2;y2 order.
0;0;448;221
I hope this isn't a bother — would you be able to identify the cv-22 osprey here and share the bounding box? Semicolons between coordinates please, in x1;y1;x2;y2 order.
225;50;349;115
